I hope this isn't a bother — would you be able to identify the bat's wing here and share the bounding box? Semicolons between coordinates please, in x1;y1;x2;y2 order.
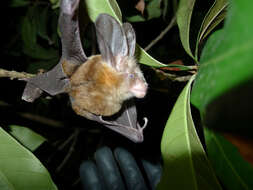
22;63;69;102
91;99;148;143
59;0;87;63
22;0;87;102
95;14;129;67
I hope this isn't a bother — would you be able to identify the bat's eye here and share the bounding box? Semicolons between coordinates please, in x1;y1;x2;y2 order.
129;74;134;78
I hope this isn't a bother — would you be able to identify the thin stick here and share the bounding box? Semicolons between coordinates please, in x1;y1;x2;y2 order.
0;68;34;79
151;67;194;82
18;112;64;128
144;16;176;51
56;129;79;172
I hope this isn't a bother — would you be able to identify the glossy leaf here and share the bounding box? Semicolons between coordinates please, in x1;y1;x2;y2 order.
85;0;122;23
204;128;253;190
157;75;222;190
177;0;196;59
191;0;253;114
9;125;46;151
84;0;167;67
135;45;166;67
0;127;57;190
195;0;228;58
200;9;226;44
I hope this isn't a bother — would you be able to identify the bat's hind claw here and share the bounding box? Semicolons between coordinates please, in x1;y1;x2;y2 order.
137;117;148;132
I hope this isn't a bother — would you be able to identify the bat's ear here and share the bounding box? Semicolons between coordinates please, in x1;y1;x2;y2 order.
123;23;136;57
95;14;129;67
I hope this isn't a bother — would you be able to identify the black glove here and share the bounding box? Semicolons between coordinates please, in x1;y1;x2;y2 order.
79;146;162;190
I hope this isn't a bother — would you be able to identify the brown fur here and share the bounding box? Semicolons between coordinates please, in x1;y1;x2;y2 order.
69;55;126;116
62;59;80;77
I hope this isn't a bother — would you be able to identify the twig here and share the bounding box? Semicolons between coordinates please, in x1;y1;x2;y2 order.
144;16;177;51
56;129;79;172
152;67;193;82
0;68;34;80
18;112;64;128
46;132;76;164
58;132;76;150
72;177;81;187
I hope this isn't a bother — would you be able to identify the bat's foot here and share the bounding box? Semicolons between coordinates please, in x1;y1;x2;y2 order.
96;116;148;143
137;117;148;132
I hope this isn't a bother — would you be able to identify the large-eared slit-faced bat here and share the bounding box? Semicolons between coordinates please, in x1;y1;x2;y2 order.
22;0;148;143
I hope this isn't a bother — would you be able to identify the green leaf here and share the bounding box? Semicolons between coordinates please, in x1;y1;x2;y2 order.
84;0;166;67
126;15;145;22
0;127;58;190
191;0;253;114
85;0;122;23
23;44;58;60
26;58;58;73
21;16;37;48
8;125;46;151
51;0;60;9
176;0;196;59
9;0;30;7
157;75;222;190
49;0;59;5
195;0;228;59
204;128;253;190
135;45;166;67
146;0;162;20
35;6;51;42
126;0;162;22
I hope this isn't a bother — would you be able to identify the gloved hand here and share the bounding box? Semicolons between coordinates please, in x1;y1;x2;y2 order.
79;146;162;190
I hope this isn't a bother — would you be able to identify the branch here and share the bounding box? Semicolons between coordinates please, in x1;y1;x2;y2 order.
0;68;35;80
144;16;177;51
18;112;64;128
151;67;195;82
56;129;79;172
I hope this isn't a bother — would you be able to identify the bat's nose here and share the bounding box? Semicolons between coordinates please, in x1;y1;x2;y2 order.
131;81;148;98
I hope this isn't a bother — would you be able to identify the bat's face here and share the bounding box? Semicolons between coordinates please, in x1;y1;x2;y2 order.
116;56;148;100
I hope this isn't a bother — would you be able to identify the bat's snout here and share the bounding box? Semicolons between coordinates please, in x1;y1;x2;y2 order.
130;80;148;98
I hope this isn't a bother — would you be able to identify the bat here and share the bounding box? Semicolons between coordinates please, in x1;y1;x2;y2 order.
22;0;148;143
